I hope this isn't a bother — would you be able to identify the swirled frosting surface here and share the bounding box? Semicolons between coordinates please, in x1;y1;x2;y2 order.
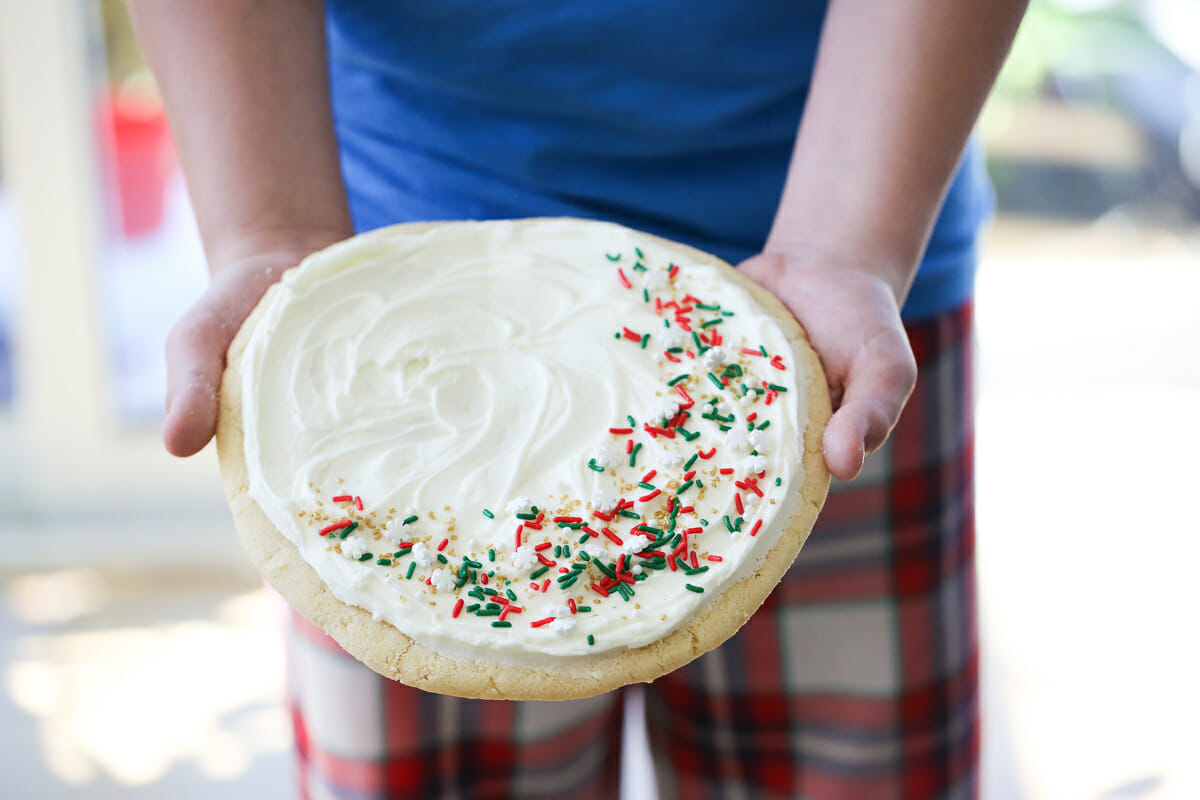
241;220;807;661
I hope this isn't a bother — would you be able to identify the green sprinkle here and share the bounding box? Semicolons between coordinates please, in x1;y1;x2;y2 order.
757;419;771;430
635;247;645;259
403;515;419;525
640;333;649;349
627;415;636;427
776;477;782;486
767;383;788;392
684;453;698;471
696;479;704;489
629;442;642;467
618;509;640;519
723;363;743;377
516;512;537;520
466;603;480;613
563;546;571;558
679;426;700;441
632;261;647;272
506;589;518;601
606;252;621;261
667;373;690;386
405;562;416;579
724;515;735;532
492;621;512;628
488;548;496;561
614;332;622;339
437;553;448;564
684;565;710;576
394;547;412;557
476;607;501;617
587;459;605;472
664;319;671;327
554;545;562;558
721;310;735;316
675;480;694;495
692;332;705;351
587;634;596;646
707;372;724;391
376;558;392;566
357;553;374;562
666;346;684;353
592;560;617;579
685;584;705;593
638;481;656;490
700;318;723;328
577;605;592;613
638;525;663;535
760;345;769;356
642;288;650;303
696;302;720;311
578;532;592;544
336;521;358;539
701;518;709;526
482;508;494;519
559;575;579;589
718;425;731;432
463;557;482;568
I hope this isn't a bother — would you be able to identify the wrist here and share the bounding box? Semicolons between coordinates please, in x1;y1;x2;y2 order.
206;222;354;277
760;232;916;308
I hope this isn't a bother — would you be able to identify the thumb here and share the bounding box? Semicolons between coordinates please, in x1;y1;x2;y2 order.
822;333;916;481
163;300;238;457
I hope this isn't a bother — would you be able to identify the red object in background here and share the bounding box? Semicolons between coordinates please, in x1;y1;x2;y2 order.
98;90;176;239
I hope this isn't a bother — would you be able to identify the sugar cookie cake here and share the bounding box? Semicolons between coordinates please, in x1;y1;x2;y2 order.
217;218;830;700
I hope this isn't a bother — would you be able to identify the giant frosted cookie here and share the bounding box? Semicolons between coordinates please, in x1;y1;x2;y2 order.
217;218;830;700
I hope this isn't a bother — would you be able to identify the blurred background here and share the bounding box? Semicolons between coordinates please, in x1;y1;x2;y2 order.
0;0;1196;798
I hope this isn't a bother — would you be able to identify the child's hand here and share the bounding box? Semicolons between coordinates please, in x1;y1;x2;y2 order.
163;241;338;457
739;250;917;481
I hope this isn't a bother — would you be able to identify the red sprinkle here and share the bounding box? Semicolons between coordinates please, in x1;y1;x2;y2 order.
683;470;696;481
690;552;700;569
554;516;582;523
530;582;541;591
534;541;553;551
582;525;601;538
674;385;695;408
740;347;763;357
354;496;364;511
719;468;734;475
536;553;556;567
618;268;632;289
318;520;353;537
608;427;634;435
668;265;680;280
638;489;662;503
452;598;464;618
680;505;695;514
592;509;614;522
641;469;657;483
331;495;353;503
592;582;610;597
523;521;543;530
481;573;489;585
531;617;555;628
568;598;578;613
602;528;624;545
622;327;641;342
541;578;551;593
735;493;744;515
684;527;703;535
707;555;724;562
515;525;523;549
626;440;634;454
698;447;717;459
437;538;449;552
771;355;786;370
746;413;758;422
750;519;763;536
664;351;682;363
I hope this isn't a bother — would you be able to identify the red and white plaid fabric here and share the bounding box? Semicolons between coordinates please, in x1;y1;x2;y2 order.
284;302;977;800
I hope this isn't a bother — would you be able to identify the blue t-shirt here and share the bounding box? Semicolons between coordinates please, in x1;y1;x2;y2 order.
326;0;991;320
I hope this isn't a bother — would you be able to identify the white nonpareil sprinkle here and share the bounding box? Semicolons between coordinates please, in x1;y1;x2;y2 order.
582;542;609;560
429;568;455;593
726;428;752;453
410;541;433;567
748;429;770;454
506;496;534;516
647;396;680;424
511;546;538;571
342;536;367;560
660;448;686;469
592;444;619;469
548;617;576;637
701;346;727;368
660;328;686;349
547;604;571;618
632;564;644;575
384;520;409;546
739;392;758;407
742;454;769;474
591;490;618;513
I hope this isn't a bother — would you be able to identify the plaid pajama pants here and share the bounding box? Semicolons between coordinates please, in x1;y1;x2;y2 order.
284;301;977;800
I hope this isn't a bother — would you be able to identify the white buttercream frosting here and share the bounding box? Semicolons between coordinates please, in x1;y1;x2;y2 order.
240;220;807;662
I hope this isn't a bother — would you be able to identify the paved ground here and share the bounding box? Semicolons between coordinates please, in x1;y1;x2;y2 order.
1;215;1197;799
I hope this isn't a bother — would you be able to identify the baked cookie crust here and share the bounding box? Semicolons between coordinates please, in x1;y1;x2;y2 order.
217;219;831;700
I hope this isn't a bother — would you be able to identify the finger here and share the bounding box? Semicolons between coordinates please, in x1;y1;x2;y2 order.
163;301;237;457
822;334;916;480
